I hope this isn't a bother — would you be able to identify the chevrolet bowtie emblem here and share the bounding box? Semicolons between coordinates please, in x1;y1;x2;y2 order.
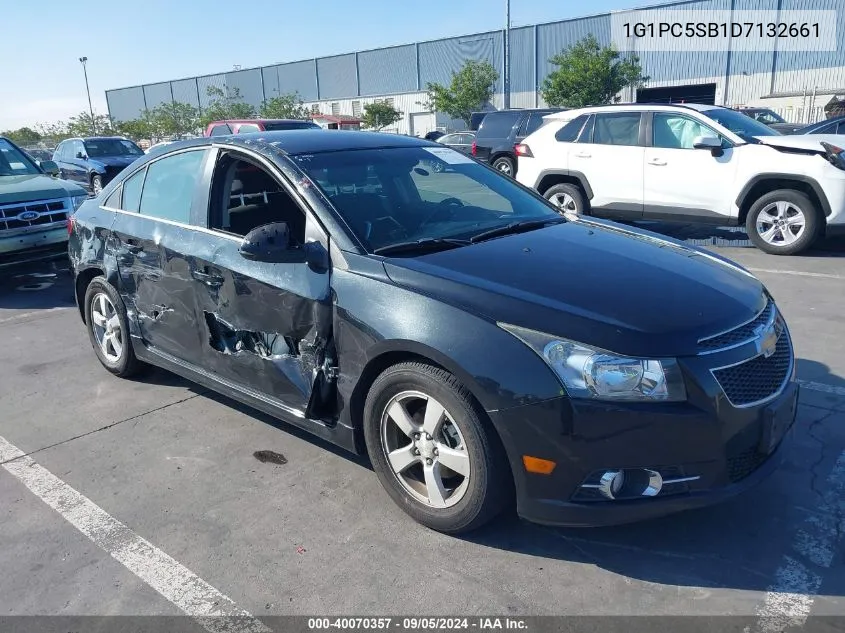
755;322;779;358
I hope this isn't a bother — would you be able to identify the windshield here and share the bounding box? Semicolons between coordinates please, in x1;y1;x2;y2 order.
291;146;561;253
0;139;42;176
703;108;781;141
84;139;143;158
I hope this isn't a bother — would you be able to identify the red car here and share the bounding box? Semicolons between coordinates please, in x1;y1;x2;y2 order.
204;119;320;137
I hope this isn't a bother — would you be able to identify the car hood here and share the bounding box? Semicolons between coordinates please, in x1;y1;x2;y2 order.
0;174;87;205
382;219;766;358
753;134;845;152
92;155;139;168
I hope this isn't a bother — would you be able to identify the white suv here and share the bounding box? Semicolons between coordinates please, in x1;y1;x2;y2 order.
515;103;845;255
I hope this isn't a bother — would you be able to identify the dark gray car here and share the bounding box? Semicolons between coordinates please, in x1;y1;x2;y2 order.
436;132;476;155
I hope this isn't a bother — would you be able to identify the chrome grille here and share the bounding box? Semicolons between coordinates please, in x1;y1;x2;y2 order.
712;332;792;407
699;300;774;352
0;198;68;232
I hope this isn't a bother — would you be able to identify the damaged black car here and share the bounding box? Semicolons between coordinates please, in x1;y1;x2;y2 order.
69;131;798;533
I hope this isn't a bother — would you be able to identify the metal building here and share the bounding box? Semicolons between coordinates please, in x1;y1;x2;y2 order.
105;0;845;136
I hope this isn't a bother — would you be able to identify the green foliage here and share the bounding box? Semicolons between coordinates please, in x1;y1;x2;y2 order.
34;121;73;142
361;101;403;131
1;127;42;145
66;112;115;137
199;86;256;128
424;60;498;127
114;110;157;141
259;93;310;119
541;35;648;108
152;101;200;138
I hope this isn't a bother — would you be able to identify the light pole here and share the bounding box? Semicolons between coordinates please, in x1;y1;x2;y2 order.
79;57;96;134
503;0;511;110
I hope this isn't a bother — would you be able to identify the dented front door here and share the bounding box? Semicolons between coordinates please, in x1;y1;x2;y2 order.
189;223;332;414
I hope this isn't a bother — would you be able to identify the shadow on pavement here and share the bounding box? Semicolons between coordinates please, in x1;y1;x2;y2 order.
0;258;75;310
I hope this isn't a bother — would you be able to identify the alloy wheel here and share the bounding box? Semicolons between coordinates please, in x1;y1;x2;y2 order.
549;192;578;213
756;200;806;247
380;390;471;508
90;292;123;363
496;162;512;176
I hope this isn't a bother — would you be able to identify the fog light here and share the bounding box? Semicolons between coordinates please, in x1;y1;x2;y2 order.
598;470;625;499
597;468;663;499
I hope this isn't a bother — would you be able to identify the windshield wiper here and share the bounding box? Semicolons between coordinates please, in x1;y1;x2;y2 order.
373;237;470;256
469;217;565;244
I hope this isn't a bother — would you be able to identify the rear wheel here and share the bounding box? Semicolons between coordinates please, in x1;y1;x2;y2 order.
544;183;586;215
91;174;103;195
84;276;144;377
363;362;511;533
746;189;819;255
492;156;515;177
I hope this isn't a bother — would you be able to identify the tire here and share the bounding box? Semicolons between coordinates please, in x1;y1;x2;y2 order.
543;183;587;215
83;276;144;377
491;156;515;177
363;362;512;533
746;189;820;255
91;174;103;196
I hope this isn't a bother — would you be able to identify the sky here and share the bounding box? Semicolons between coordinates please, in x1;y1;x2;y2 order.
1;0;664;130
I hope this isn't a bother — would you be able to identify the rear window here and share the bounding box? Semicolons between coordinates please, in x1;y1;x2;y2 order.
477;112;522;138
589;113;641;146
263;121;320;131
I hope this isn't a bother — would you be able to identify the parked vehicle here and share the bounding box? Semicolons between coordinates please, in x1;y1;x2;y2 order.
437;132;476;155
23;148;54;165
205;119;321;137
736;107;802;134
472;108;563;176
424;131;445;141
516;103;845;255
53;137;145;195
0;137;87;265
70;130;797;532
469;111;489;132
794;115;845;135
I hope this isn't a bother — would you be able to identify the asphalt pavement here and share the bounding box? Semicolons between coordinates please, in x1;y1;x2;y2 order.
2;231;845;632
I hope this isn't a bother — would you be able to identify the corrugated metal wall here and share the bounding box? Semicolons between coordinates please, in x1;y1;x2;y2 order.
104;0;845;123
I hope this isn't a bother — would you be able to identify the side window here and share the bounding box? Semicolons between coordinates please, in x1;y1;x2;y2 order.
815;122;836;134
103;185;122;209
478;112;522;138
209;153;306;246
555;115;589;142
237;124;261;134
138;150;205;222
210;124;232;136
521;112;546;137
590;113;641;146
121;168;146;212
652;113;719;149
75;141;86;157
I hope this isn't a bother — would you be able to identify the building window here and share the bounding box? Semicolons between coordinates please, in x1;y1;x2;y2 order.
311;104;320;114
352;100;362;117
331;102;340;116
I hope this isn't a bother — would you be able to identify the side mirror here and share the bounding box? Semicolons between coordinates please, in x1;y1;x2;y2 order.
76;152;87;160
238;222;306;264
692;136;724;156
40;160;60;177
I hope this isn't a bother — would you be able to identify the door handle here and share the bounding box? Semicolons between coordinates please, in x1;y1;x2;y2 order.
648;159;667;166
124;241;143;254
192;270;224;287
574;152;592;158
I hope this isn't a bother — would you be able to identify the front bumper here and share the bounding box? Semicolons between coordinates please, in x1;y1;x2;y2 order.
0;226;68;266
490;377;799;528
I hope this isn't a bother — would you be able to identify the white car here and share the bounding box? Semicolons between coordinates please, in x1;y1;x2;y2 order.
515;103;845;255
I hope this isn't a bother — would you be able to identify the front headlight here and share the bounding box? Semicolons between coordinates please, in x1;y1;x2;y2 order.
71;195;88;211
500;323;687;402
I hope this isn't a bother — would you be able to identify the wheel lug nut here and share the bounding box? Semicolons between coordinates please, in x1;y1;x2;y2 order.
426;458;433;465
414;433;420;439
414;449;420;455
426;434;432;440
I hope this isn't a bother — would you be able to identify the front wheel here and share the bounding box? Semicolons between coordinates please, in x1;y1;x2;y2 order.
544;183;586;215
746;189;820;255
363;362;511;533
91;174;103;196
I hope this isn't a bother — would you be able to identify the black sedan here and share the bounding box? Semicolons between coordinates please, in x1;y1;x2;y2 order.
68;131;798;533
793;115;845;135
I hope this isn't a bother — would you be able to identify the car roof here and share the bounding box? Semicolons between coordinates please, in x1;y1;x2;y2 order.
544;102;722;120
141;130;436;156
208;119;314;125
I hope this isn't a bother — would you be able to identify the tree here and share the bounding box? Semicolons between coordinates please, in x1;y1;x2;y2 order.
114;109;159;141
200;86;256;128
2;127;42;145
541;35;648;108
152;101;200;138
423;60;498;127
66;112;115;137
361;101;403;131
35;121;72;143
260;93;309;119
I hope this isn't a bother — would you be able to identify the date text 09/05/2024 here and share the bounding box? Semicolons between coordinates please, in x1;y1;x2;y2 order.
307;618;528;630
622;21;820;38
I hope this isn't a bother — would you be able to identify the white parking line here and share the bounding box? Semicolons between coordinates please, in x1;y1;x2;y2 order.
798;380;845;398
0;435;270;633
747;268;845;280
753;450;845;632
